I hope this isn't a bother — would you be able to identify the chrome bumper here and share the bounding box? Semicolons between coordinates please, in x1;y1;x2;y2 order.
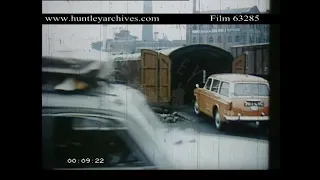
224;115;269;121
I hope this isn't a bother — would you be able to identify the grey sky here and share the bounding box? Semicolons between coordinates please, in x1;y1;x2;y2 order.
42;0;269;50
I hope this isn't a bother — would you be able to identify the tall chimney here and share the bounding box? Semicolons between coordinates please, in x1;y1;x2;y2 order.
154;32;159;41
102;25;108;50
142;1;153;41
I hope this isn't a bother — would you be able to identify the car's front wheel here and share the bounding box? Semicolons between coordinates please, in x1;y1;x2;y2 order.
194;101;200;115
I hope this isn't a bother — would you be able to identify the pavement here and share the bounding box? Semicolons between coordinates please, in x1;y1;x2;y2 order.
154;122;268;169
162;106;269;141
153;106;269;169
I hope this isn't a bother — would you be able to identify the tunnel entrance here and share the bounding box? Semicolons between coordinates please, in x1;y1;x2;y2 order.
169;45;234;106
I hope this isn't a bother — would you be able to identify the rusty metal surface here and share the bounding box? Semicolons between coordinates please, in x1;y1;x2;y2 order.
230;43;269;76
140;49;159;103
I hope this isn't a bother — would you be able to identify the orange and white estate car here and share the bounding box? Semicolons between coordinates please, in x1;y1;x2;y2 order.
194;74;269;130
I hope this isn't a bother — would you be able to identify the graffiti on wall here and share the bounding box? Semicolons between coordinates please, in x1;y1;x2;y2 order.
172;58;204;105
176;58;203;88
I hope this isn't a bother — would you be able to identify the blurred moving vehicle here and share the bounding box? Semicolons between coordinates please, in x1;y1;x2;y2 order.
42;53;172;170
193;74;269;130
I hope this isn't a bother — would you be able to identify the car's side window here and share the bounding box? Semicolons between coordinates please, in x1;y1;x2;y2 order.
219;82;230;97
42;115;151;169
204;78;213;90
210;80;221;93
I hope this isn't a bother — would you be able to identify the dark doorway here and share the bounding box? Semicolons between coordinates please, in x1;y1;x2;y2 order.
169;45;233;106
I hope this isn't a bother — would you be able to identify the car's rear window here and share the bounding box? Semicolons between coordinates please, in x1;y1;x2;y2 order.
234;83;269;96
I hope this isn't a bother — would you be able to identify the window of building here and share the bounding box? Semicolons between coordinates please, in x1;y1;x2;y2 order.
211;25;217;29
228;36;232;42
199;36;204;43
249;36;254;43
235;24;240;28
217;36;221;43
250;24;254;29
235;36;240;42
256;37;259;43
208;36;214;43
192;25;197;30
192;37;197;43
242;35;246;43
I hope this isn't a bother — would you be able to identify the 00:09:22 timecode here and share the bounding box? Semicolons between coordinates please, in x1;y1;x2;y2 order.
66;158;105;164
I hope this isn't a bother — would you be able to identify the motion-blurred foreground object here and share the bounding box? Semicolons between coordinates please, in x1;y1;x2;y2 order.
42;52;172;170
42;50;116;82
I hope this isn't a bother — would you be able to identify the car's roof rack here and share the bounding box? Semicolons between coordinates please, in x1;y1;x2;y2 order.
42;50;123;94
42;50;115;83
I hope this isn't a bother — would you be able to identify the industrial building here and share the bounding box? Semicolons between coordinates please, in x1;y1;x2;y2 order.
104;30;186;54
101;1;186;54
186;6;270;51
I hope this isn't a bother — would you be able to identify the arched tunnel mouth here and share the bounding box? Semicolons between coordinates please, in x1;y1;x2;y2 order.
169;45;233;106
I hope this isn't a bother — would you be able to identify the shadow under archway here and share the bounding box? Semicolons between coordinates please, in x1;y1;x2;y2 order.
168;44;234;106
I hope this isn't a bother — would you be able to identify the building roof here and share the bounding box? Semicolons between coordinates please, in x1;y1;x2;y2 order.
157;46;183;56
198;6;260;14
42;49;113;62
261;10;270;14
112;53;141;61
230;43;269;48
209;73;268;83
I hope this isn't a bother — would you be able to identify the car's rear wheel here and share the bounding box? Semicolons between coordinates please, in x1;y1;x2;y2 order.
214;110;224;130
194;101;200;115
258;122;269;134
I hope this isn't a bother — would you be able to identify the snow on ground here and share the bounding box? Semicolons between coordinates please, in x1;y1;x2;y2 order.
155;128;268;170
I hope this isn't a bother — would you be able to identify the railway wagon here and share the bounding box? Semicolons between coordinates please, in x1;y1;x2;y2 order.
230;43;269;80
110;44;270;108
139;45;234;107
112;53;141;89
